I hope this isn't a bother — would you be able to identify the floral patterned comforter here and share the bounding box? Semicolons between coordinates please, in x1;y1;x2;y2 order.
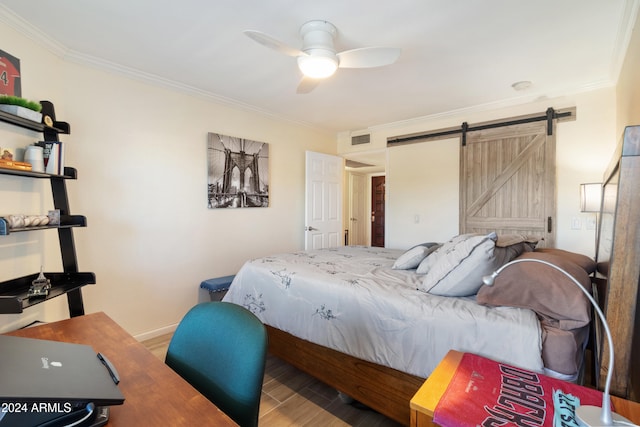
223;246;543;378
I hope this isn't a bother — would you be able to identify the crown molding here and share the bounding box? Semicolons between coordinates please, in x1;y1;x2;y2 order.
0;5;68;57
609;0;640;81
0;5;330;135
367;79;615;133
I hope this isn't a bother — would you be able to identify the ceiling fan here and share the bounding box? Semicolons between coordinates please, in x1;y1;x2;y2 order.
244;20;401;94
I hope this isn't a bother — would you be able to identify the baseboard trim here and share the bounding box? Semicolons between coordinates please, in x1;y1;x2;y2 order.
134;323;178;342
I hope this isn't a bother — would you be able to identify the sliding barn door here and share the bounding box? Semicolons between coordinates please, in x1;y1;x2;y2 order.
460;121;556;247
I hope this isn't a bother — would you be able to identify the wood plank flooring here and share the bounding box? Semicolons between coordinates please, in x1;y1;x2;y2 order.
142;333;402;426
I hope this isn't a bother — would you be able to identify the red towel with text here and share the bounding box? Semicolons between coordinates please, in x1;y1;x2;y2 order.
433;353;609;427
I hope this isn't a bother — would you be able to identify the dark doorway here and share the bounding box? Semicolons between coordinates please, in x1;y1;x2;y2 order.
371;176;385;247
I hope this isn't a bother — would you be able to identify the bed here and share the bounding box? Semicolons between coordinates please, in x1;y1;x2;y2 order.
223;233;597;425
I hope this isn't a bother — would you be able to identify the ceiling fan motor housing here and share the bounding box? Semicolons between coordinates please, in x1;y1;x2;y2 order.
300;20;337;51
298;20;339;78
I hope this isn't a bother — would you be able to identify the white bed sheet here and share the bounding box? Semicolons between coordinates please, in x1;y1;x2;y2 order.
223;246;543;378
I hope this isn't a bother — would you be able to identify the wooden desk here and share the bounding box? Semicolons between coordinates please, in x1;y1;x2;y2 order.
5;312;236;426
410;350;640;427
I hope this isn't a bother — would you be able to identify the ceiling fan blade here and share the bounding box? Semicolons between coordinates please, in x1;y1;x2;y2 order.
337;47;401;68
243;30;304;57
296;76;321;94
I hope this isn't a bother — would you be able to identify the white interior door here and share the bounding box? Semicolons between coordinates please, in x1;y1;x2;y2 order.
305;151;344;250
348;172;366;245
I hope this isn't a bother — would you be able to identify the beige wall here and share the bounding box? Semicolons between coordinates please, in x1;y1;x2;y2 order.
339;88;618;255
386;137;459;246
0;23;335;336
616;6;640;136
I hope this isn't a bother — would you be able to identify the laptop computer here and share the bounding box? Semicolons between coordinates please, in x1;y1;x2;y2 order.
0;335;125;407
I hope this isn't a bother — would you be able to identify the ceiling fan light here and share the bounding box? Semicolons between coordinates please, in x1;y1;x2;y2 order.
298;55;338;79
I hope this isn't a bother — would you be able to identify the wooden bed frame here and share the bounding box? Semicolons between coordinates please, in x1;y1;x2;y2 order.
265;125;640;425
266;325;424;425
595;125;640;401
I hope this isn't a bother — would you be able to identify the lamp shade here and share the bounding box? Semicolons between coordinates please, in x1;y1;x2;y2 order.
580;183;602;213
297;51;338;78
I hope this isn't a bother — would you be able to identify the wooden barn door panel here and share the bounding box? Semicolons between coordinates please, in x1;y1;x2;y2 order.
460;122;556;247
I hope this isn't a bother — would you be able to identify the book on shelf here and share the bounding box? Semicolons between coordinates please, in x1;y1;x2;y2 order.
433;353;608;427
38;141;64;175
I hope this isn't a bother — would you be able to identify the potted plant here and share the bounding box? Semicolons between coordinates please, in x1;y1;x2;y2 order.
0;95;42;122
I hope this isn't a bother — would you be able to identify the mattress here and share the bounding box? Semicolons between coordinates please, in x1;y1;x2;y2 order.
223;246;544;378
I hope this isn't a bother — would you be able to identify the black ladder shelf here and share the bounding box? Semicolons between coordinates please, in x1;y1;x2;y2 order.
0;101;95;317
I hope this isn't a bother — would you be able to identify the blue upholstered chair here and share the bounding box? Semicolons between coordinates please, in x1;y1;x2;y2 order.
165;302;268;427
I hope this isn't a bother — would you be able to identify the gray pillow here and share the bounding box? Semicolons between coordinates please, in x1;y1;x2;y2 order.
417;232;497;296
409;242;441;250
392;245;438;270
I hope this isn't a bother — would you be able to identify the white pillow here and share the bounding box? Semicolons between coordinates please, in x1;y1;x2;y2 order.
392;245;432;270
417;232;497;296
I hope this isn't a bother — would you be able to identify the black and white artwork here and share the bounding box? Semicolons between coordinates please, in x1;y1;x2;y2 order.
207;132;269;208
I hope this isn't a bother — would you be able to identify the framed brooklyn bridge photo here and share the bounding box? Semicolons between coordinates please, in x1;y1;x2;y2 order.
207;132;269;208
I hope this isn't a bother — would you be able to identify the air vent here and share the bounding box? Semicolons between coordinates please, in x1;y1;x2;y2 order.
351;134;370;145
345;160;374;168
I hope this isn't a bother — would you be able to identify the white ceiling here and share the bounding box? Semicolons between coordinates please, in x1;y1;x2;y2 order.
0;1;636;134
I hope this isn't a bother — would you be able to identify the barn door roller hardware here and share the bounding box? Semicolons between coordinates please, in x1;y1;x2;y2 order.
388;107;573;146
